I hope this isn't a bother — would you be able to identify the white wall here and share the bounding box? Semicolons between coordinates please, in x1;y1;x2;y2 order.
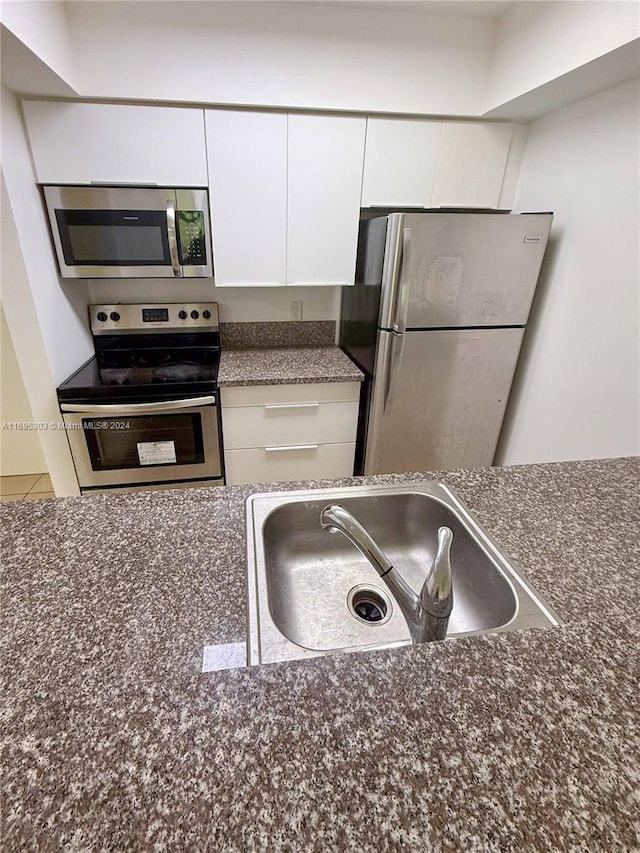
487;1;639;112
20;0;633;120
87;279;340;323
65;1;493;116
1;86;90;494
1;87;93;386
1;172;80;496
0;304;47;475
497;78;640;465
0;0;77;88
4;1;638;118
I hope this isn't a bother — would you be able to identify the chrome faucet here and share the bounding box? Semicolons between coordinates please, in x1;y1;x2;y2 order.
320;504;453;643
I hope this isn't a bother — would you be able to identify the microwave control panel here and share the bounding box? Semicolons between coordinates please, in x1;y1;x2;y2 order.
177;210;207;265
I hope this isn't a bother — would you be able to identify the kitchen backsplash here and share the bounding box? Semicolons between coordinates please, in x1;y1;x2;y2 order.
87;281;342;324
221;321;336;349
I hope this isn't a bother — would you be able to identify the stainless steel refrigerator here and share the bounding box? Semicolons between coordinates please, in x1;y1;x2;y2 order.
340;211;553;475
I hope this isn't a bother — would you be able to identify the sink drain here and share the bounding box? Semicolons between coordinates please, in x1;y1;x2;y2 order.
347;585;393;626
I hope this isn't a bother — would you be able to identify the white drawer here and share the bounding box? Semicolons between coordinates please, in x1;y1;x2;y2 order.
221;381;360;408
224;442;355;486
222;400;359;450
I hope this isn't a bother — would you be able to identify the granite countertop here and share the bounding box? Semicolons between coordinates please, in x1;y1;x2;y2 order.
218;345;364;387
2;457;639;850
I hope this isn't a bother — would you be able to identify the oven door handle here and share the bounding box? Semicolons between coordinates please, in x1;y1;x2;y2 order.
60;396;217;414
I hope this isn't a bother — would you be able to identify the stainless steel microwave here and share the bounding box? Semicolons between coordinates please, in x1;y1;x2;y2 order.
42;185;212;278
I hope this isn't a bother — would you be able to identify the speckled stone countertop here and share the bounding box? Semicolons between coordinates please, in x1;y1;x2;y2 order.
221;320;336;350
2;458;639;850
218;345;363;386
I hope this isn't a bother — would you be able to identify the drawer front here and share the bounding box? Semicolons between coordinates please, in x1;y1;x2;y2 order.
221;381;360;408
224;443;355;486
222;400;358;450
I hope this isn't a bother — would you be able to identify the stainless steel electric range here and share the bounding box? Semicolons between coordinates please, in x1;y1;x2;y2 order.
57;303;224;494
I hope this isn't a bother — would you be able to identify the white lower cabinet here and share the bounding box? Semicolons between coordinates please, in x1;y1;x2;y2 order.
221;382;360;485
224;444;356;486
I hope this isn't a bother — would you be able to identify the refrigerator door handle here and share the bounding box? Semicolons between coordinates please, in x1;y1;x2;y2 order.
379;214;404;329
392;228;411;334
383;330;405;414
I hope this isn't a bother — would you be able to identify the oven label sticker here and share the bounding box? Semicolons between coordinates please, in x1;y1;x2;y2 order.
137;440;177;466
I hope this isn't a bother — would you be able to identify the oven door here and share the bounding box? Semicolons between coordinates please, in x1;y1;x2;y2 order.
60;396;222;490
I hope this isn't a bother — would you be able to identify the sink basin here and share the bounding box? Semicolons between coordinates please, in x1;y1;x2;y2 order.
246;482;560;665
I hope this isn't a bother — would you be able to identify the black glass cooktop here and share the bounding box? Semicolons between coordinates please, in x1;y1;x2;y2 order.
57;351;220;402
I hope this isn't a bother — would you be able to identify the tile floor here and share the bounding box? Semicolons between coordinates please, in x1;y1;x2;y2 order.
0;473;55;502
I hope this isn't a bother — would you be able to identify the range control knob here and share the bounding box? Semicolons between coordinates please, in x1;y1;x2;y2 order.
178;310;188;320
190;310;200;320
96;311;108;322
202;309;211;320
110;311;120;322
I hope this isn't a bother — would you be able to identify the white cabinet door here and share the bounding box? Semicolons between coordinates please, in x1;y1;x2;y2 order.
431;122;513;209
222;382;360;407
206;110;287;287
222;401;359;449
287;114;366;287
224;443;356;486
23;101;207;186
361;118;442;208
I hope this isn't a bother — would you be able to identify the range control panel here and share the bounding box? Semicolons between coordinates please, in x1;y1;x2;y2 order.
90;303;220;333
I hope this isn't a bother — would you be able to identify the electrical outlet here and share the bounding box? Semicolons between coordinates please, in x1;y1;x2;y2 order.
289;300;303;321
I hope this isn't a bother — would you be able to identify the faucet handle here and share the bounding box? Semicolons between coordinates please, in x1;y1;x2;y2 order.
421;526;453;619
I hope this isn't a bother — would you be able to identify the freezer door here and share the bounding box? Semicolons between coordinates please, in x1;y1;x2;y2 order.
395;213;552;329
364;328;525;475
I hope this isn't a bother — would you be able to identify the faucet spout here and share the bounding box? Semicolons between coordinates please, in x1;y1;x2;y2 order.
320;504;453;644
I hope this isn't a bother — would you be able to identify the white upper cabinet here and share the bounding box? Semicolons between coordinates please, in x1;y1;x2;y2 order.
206;111;365;287
361;118;442;208
23;102;208;186
431;122;513;209
287;114;366;286
361;118;513;210
206;111;287;287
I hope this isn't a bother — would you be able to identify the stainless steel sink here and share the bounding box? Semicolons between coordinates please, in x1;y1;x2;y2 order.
246;482;560;665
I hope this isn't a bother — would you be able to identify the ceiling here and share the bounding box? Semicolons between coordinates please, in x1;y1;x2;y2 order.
303;1;516;17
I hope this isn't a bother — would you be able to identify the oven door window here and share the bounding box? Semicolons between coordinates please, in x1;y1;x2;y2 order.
83;414;204;471
55;209;171;267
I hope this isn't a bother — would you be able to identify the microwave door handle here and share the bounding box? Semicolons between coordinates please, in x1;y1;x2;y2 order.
60;396;216;415
166;198;182;277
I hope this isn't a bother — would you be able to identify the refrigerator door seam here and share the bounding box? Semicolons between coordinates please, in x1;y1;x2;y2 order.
395;324;527;332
